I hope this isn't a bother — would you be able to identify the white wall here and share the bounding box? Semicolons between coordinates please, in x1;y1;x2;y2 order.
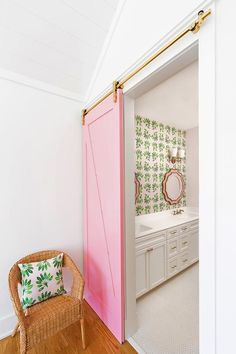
135;61;198;130
0;77;83;338
186;128;199;208
215;1;236;353
87;0;203;102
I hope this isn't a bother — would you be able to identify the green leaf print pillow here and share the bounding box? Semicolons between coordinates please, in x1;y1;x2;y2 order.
18;253;66;310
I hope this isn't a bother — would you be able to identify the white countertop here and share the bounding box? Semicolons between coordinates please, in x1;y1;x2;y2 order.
135;207;198;238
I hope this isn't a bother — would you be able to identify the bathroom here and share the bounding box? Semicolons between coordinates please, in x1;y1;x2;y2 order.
125;53;199;354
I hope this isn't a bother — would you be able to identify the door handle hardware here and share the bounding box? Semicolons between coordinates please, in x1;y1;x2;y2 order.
171;246;177;250
183;259;188;262
170;231;177;234
171;265;177;269
147;248;153;252
183;241;188;245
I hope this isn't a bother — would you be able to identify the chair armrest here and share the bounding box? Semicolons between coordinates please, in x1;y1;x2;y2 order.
8;265;26;327
63;254;85;301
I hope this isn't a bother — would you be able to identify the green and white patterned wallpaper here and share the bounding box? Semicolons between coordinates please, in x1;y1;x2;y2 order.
135;115;186;215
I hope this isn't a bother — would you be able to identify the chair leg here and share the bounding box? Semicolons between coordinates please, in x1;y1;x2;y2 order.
20;329;27;354
80;318;86;350
12;322;19;337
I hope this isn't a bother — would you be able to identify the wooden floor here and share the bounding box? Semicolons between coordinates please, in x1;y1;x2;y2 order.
0;301;137;354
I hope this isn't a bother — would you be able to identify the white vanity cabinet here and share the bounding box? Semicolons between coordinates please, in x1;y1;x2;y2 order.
187;232;198;265
136;248;149;297
149;243;166;289
135;232;166;297
136;220;199;298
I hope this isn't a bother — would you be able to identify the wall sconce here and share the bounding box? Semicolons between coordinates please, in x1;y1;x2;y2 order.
169;147;185;163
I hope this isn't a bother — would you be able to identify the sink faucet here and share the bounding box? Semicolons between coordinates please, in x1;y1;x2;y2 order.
173;209;184;215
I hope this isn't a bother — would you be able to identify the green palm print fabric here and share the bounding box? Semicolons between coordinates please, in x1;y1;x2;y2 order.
18;253;66;310
135;115;186;215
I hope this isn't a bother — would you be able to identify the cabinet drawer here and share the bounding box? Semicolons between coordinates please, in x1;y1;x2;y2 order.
179;252;189;270
136;232;166;251
180;234;189;252
167;238;178;258
189;221;199;232
179;224;190;234
167;227;179;239
167;257;179;277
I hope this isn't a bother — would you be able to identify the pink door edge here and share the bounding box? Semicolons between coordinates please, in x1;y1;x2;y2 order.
83;89;125;343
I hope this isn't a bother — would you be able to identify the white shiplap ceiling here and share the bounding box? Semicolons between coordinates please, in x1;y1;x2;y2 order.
0;0;120;100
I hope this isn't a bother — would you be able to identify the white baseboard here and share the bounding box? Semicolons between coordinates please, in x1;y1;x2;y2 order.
127;337;146;354
0;313;17;340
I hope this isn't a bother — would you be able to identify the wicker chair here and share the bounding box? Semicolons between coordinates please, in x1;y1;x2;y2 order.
8;250;85;354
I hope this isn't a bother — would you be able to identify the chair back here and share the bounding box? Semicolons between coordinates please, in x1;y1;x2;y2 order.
9;250;62;286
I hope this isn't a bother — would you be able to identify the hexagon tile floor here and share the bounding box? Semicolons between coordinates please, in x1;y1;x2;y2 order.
132;263;199;354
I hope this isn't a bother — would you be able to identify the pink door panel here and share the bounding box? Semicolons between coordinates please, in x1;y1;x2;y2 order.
83;89;124;342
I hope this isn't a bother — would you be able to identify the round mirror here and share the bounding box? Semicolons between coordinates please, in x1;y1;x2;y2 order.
162;169;185;204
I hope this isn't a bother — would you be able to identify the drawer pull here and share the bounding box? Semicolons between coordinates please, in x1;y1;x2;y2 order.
171;265;177;269
183;241;188;245
183;259;188;262
170;230;177;234
171;246;177;250
147;248;153;252
182;227;187;231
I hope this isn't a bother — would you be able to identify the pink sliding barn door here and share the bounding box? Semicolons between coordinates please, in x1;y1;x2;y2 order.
83;89;124;342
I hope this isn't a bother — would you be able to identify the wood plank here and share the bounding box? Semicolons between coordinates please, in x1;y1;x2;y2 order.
0;301;136;354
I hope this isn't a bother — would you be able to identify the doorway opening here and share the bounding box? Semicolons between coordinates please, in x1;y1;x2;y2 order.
124;42;200;354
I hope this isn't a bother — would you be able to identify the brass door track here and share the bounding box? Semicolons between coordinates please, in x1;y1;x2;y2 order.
82;9;211;125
